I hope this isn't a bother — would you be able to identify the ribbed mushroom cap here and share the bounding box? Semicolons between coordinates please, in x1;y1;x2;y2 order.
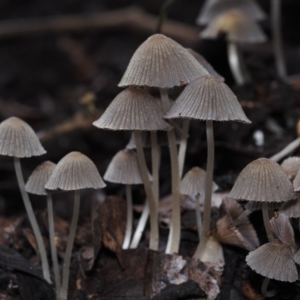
187;49;224;81
45;152;106;191
229;158;296;203
246;240;298;282
164;75;250;123
293;167;300;192
180;167;218;196
270;214;295;246
213;198;259;251
104;149;143;185
245;201;282;212
281;157;300;181
280;198;300;218
25;161;56;195
201;9;267;44
196;0;266;25
0;117;46;158
93;87;172;131
118;34;209;88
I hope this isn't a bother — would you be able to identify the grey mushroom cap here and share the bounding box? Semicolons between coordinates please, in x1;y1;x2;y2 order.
104;149;144;185
292;166;300;192
196;0;266;26
280;198;300;219
246;240;298;282
45;152;106;191
270;213;295;246
281;157;300;181
201;9;267;44
229;158;297;203
0;117;46;158
93;87;173;132
164;75;251;123
180;167;218;196
118;34;209;88
26;161;56;195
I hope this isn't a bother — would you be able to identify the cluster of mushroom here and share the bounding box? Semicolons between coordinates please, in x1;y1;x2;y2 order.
0;117;106;300
93;32;251;260
228;157;300;296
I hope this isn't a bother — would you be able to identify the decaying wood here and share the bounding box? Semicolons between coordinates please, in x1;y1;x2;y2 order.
0;6;200;44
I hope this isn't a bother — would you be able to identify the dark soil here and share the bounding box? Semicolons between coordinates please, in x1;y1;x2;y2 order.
0;0;300;299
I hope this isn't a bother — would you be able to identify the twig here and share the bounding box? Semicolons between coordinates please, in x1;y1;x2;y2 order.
0;6;199;44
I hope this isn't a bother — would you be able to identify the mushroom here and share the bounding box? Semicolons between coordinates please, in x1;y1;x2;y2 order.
119;33;209;254
201;9;267;86
196;0;266;26
93;86;172;251
104;149;145;249
165;74;250;260
45;151;106;300
0;117;50;283
180;167;218;239
25;161;60;291
280;156;300;181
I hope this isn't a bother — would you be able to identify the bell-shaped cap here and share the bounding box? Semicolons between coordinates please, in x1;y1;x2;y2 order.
93;87;172;132
180;167;218;196
45;152;106;191
187;49;224;81
246;240;298;282
104;149;143;185
196;0;266;25
292;167;300;192
118;34;209;88
281;157;300;181
0;117;46;158
25;161;56;195
201;9;267;44
213;198;259;251
229;158;296;203
246;201;282;212
164;75;250;123
270;213;295;246
280;198;300;219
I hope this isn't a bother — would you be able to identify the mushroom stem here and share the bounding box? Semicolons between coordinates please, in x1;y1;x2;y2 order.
178;119;190;179
160;88;181;254
269;136;300;162
227;41;250;86
271;0;287;78
130;201;149;249
195;194;202;240
262;202;274;242
151;131;160;204
13;157;51;283
194;120;214;260
261;277;277;297
59;190;80;300
233;209;252;226
47;193;61;291
134;130;159;251
122;185;133;249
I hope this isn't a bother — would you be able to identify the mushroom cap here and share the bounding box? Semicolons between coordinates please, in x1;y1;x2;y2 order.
245;201;282;212
293;167;300;192
164;75;251;123
118;34;209;88
246;240;298;282
187;49;224;81
93;87;172;132
0;117;46;158
213;197;259;251
104;149;143;185
25;161;56;195
201;9;267;44
281;157;300;181
229;158;296;203
280;198;300;218
45;152;106;191
270;213;295;246
196;0;266;26
180;167;218;196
